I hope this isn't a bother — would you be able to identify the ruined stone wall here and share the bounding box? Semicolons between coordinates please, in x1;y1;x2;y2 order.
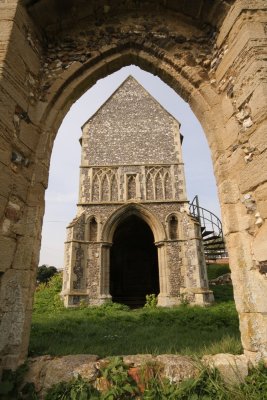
0;0;267;370
0;0;46;370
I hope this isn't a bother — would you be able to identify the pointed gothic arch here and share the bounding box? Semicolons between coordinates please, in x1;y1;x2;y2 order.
100;203;169;306
1;0;267;368
102;203;166;244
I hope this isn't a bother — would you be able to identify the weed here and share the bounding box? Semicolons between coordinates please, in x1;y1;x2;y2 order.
6;357;266;400
240;362;267;400
44;375;100;400
144;294;157;309
98;356;138;399
98;301;130;313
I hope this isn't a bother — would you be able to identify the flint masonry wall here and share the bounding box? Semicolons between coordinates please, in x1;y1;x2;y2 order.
63;76;211;308
81;78;181;166
0;0;266;370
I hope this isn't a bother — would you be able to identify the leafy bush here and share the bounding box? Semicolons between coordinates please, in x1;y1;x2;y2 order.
37;265;57;284
34;273;64;313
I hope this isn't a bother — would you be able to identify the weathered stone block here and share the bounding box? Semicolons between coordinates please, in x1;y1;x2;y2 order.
218;179;240;205
249;82;267;120
221;202;254;236
11;236;36;270
249;120;267;154
221;96;235;124
19;121;40;152
202;354;249;385
24;355;99;396
0;236;16;271
223;116;240;150
157;354;198;383
239;151;267;194
253;223;267;262
240;312;267;359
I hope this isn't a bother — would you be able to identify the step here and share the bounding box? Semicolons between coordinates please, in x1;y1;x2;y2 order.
201;230;215;238
203;235;221;241
205;252;228;257
204;241;225;246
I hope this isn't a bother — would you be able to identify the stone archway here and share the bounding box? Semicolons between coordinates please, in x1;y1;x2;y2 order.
101;203;168;308
110;215;159;308
0;0;267;369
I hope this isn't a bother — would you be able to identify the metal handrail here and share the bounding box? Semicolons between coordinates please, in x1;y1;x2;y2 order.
190;195;223;236
189;195;228;259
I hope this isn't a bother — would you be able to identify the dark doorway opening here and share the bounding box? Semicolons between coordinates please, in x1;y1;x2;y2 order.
110;215;159;308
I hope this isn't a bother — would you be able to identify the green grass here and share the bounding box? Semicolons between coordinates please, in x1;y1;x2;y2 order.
29;270;241;358
207;263;230;280
207;263;233;303
30;305;241;358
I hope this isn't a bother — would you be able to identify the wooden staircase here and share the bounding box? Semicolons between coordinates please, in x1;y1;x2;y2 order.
189;196;228;261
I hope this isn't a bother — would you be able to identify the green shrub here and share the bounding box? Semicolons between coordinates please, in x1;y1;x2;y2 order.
34;273;64;313
37;265;57;284
144;294;157;309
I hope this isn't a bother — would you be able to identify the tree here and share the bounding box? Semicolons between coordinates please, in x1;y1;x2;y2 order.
37;265;57;284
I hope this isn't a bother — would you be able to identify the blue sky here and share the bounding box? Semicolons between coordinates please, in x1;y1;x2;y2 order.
39;65;220;268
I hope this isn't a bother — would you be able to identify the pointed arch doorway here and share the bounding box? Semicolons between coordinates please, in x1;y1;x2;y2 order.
110;215;159;308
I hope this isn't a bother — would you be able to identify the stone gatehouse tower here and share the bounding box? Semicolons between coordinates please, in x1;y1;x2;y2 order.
62;76;213;308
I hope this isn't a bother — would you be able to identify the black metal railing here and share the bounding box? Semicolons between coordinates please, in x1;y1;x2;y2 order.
189;195;228;260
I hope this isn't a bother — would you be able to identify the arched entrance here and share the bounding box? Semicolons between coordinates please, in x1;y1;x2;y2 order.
110;215;159;307
1;0;267;369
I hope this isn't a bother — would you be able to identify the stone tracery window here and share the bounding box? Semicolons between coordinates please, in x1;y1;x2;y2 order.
127;174;136;199
164;171;172;199
111;174;118;201
101;174;109;202
146;170;154;200
92;173;100;202
155;170;164;200
169;215;178;239
88;217;97;242
92;168;118;202
145;166;172;201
